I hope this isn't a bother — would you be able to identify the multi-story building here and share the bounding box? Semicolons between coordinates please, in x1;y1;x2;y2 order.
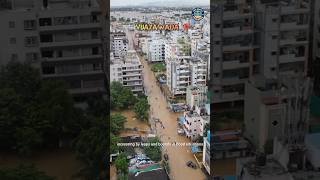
186;86;208;109
213;130;250;160
0;0;106;100
182;110;205;140
202;130;210;175
166;56;207;96
244;75;312;152
111;31;128;58
212;0;256;104
110;50;144;94
211;0;311;104
147;39;166;62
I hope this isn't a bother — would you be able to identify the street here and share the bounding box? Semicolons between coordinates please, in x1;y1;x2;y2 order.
125;27;206;180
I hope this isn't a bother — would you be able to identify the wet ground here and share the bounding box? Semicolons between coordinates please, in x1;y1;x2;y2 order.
142;57;206;180
213;159;237;176
112;110;151;137
0;150;82;180
124;27;206;180
122;27;206;180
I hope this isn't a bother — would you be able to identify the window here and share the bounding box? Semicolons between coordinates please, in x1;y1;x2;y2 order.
9;21;15;28
10;37;16;44
42;66;55;74
272;35;278;39
42;50;54;58
24;36;38;47
215;24;220;28
271;51;277;55
24;20;36;30
11;54;18;61
272;18;278;22
39;18;52;26
26;52;38;62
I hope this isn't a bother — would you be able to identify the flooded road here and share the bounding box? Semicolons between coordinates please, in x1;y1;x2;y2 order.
124;27;205;180
141;56;206;180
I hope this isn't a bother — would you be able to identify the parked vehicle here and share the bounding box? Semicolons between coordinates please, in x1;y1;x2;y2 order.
177;128;185;135
186;161;197;169
163;153;169;161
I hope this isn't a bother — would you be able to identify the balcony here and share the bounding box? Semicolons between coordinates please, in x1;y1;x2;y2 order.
279;54;305;64
280;36;308;46
223;26;254;36
40;39;101;48
223;10;253;20
122;73;141;77
280;4;309;15
42;54;103;62
280;22;308;31
69;87;105;95
222;92;243;101
223;60;250;70
42;70;103;78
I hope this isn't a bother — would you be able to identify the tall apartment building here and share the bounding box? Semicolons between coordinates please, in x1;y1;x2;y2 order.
110;31;128;58
0;0;106;100
211;0;311;104
110;50;144;94
212;0;256;104
166;56;207;96
244;76;312;152
147;39;166;62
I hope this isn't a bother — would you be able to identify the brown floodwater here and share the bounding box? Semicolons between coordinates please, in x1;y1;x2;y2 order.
112;110;151;137
123;27;206;180
213;158;236;176
0;150;82;180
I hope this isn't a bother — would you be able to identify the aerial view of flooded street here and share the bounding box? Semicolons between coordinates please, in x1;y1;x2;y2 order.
110;1;210;179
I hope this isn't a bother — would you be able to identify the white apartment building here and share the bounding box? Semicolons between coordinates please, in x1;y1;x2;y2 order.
186;86;208;109
111;31;128;58
183;110;210;140
110;50;144;94
147;39;166;62
166;56;207;96
0;0;106;99
203;130;210;175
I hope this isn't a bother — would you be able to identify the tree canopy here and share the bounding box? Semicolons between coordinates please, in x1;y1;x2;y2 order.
0;62;78;154
0;165;55;180
134;97;150;121
110;81;136;110
144;137;162;162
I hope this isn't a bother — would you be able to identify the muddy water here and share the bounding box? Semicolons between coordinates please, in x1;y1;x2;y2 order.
112;110;151;137
0;150;82;180
110;165;117;180
125;28;206;180
142;59;206;180
213;159;236;176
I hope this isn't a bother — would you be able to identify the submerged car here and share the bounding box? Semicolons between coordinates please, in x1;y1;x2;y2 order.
177;128;185;135
186;161;197;169
163;153;169;161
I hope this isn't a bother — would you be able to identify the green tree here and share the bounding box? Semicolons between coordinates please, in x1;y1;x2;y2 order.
115;153;128;180
73;117;108;180
144;137;162;162
0;61;41;102
0;62;80;154
111;114;127;135
134;97;150;121
111;81;136;110
0;165;55;180
111;133;121;154
14;127;43;155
